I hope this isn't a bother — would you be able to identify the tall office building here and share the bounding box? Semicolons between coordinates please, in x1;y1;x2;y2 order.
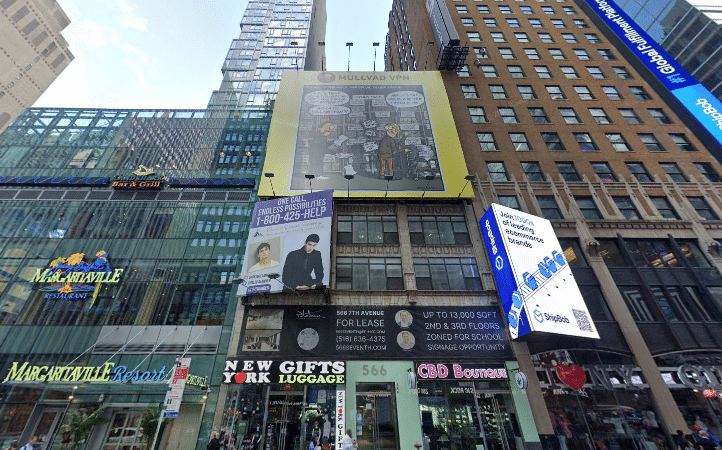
386;0;722;449
0;0;73;133
207;0;326;111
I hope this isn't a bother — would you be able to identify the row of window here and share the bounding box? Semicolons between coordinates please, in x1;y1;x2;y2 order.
461;83;651;105
467;30;598;44
461;16;589;29
458;4;576;15
337;215;471;245
475;130;695;153
487;160;718;184
479;46;619;64
469;104;669;128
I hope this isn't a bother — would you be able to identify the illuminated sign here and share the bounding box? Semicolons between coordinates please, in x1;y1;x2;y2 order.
481;204;599;340
32;251;124;301
0;176;109;187
185;374;209;387
416;363;507;380
113;165;165;189
582;0;722;155
2;361;167;383
222;360;345;384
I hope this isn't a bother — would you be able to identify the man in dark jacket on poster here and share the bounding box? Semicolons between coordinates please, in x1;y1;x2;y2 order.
282;234;324;290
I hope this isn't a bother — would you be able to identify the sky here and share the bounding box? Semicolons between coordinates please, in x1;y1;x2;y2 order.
35;0;393;110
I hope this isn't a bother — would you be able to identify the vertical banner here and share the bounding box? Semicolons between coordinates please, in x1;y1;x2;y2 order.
481;204;599;340
163;357;191;418
335;388;345;450
238;190;333;296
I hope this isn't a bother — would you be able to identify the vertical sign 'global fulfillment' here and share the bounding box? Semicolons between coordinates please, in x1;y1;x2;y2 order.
481;204;599;340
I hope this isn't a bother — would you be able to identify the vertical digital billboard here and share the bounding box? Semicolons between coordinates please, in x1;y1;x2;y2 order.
237;190;332;296
481;204;599;340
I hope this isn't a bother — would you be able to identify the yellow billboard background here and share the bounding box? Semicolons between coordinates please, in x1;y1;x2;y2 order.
260;71;471;198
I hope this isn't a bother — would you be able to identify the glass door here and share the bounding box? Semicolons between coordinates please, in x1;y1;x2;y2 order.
474;392;517;450
356;383;399;450
30;407;64;450
265;392;304;450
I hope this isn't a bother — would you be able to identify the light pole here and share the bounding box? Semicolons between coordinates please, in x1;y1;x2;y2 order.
346;42;353;71
373;42;380;72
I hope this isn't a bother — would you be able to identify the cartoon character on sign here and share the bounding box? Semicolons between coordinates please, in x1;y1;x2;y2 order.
377;124;410;179
309;122;336;180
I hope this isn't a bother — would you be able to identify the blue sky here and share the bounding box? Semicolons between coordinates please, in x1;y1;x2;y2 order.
35;0;393;109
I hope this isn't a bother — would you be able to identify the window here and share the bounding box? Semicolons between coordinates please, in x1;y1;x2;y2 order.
574;19;589;28
585;33;601;43
507;18;521;27
563;6;576;14
587;67;605;78
499;5;512;13
562;33;578;43
648;108;672;124
589;108;611;124
597;49;615;60
522;161;544;181
489;85;508;98
480;65;498;77
574;49;590;60
468;32;482;42
557;161;580;180
613;66;632;79
529;18;543;27
487;161;508;180
660;162;688;182
537;196;563;219
592;162;617;181
457;65;471;77
542;6;554;13
559;107;581;124
491;32;507;42
336;257;403;290
498;196;521;209
687;196;719;220
478;5;490;13
461;84;479;98
638;134;664;152
478;133;499;151
484;18;497;27
575;132;598;150
622;162;651;183
524;48;540;59
515;32;530;42
630;86;652;100
546;85;566;99
509;65;525;77
456;5;469;13
468;107;488;123
521;6;533;14
538;32;554;42
528;107;549;123
337;216;399;244
549;48;565;59
499;107;519;123
651;197;680;219
510;133;530;150
462;17;476;27
576;196;602;219
670;134;696;152
574;86;594;100
551;19;566;28
619;286;654;322
603;86;622;100
103;412;145;450
414;258;482;290
499;48;515;59
694;162;722;182
543;133;566;150
408;216;471;245
619;108;641;124
606;133;631;152
534;65;552;78
614;196;640;219
519;85;538;99
475;47;490;58
560;66;579;78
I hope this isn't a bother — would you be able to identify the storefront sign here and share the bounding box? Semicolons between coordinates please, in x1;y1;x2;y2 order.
185;374;209;387
237;306;511;359
31;251;124;301
2;361;167;383
237;190;333;296
481;203;599;340
163;358;191;419
222;360;345;384
335;389;345;450
416;363;507;380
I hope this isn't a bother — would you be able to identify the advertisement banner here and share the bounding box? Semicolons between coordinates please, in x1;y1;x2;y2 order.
260;71;470;198
237;190;332;296
163;357;191;419
480;204;599;340
222;360;345;384
581;0;722;150
236;306;511;360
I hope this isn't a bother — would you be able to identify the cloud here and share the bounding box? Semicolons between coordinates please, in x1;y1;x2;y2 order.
118;42;149;63
64;19;108;53
115;0;148;31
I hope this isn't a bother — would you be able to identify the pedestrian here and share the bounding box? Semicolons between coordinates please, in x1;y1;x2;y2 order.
207;431;221;450
342;429;355;450
19;436;37;450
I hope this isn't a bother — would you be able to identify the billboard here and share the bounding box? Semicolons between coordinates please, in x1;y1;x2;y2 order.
237;190;332;296
581;0;722;153
480;204;599;340
163;357;190;418
235;305;511;360
260;71;470;198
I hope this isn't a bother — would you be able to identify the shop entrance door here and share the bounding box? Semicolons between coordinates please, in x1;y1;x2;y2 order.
474;392;517;450
356;383;399;450
29;407;65;450
265;391;304;450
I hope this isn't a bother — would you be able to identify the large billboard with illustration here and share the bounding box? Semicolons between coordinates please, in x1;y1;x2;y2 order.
260;71;470;198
